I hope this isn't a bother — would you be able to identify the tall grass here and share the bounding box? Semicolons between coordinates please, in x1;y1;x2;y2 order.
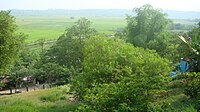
0;85;78;112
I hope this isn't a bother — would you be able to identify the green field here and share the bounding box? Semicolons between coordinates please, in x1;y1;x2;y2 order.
15;15;197;43
173;19;197;25
16;16;126;43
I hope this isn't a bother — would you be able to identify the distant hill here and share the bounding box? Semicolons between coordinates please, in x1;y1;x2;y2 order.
10;9;132;17
9;9;200;20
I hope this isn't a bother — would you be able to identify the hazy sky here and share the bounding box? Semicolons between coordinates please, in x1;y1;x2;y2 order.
0;0;200;11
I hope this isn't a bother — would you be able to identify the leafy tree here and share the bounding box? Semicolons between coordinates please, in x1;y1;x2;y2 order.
35;38;46;54
64;17;96;40
72;36;171;111
126;4;170;48
43;18;97;74
188;22;200;56
184;72;200;111
176;23;200;111
177;22;200;72
8;48;40;87
0;11;25;73
148;31;181;62
0;48;39;89
35;62;69;85
44;37;83;71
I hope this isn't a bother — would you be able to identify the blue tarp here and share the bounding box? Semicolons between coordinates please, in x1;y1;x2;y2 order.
170;71;177;76
179;60;189;73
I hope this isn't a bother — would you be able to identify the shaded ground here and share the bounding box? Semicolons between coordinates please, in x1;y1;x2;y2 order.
0;84;51;95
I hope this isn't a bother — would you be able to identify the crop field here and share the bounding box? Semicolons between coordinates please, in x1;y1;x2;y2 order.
15;15;197;43
15;16;126;43
173;19;197;25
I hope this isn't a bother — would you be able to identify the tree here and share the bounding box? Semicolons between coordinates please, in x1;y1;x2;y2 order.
126;4;170;48
43;18;97;74
72;36;171;111
187;22;200;72
36;38;46;54
64;17;96;40
35;62;69;85
8;48;40;88
0;11;25;73
147;31;181;62
188;22;200;56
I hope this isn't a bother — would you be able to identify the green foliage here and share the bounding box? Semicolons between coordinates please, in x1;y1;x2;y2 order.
174;22;200;70
65;17;97;39
72;35;171;111
189;24;200;52
5;49;40;88
168;23;195;31
126;4;170;48
10;48;39;75
188;22;200;57
176;22;200;72
184;72;200;98
43;18;97;79
148;31;181;62
44;37;83;70
0;11;25;73
184;72;200;111
35;62;69;84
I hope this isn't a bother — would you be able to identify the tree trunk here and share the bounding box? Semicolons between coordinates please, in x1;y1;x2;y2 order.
9;88;12;94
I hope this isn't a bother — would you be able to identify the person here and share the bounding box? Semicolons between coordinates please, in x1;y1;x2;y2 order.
179;58;189;73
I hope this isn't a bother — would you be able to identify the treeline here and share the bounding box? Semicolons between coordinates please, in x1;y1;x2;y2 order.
168;23;195;31
0;4;200;111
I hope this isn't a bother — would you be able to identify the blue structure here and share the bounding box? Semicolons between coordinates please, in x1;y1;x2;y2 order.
170;71;177;77
179;58;189;73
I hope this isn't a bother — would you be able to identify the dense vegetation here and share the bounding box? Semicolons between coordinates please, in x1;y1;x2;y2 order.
0;4;200;112
0;11;25;73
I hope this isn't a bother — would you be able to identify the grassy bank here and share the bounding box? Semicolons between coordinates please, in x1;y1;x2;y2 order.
0;86;79;112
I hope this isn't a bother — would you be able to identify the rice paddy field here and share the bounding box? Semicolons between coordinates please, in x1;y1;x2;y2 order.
15;16;126;43
15;14;197;43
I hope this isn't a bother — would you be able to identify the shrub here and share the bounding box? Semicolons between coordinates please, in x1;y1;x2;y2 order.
71;35;171;111
184;72;200;111
184;72;200;98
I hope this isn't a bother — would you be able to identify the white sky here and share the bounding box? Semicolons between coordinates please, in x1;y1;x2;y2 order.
0;0;200;11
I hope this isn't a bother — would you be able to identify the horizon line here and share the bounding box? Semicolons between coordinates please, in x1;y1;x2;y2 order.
1;8;200;12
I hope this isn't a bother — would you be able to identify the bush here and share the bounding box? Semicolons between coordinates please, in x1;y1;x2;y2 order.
184;72;200;111
71;36;171;111
184;72;200;98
